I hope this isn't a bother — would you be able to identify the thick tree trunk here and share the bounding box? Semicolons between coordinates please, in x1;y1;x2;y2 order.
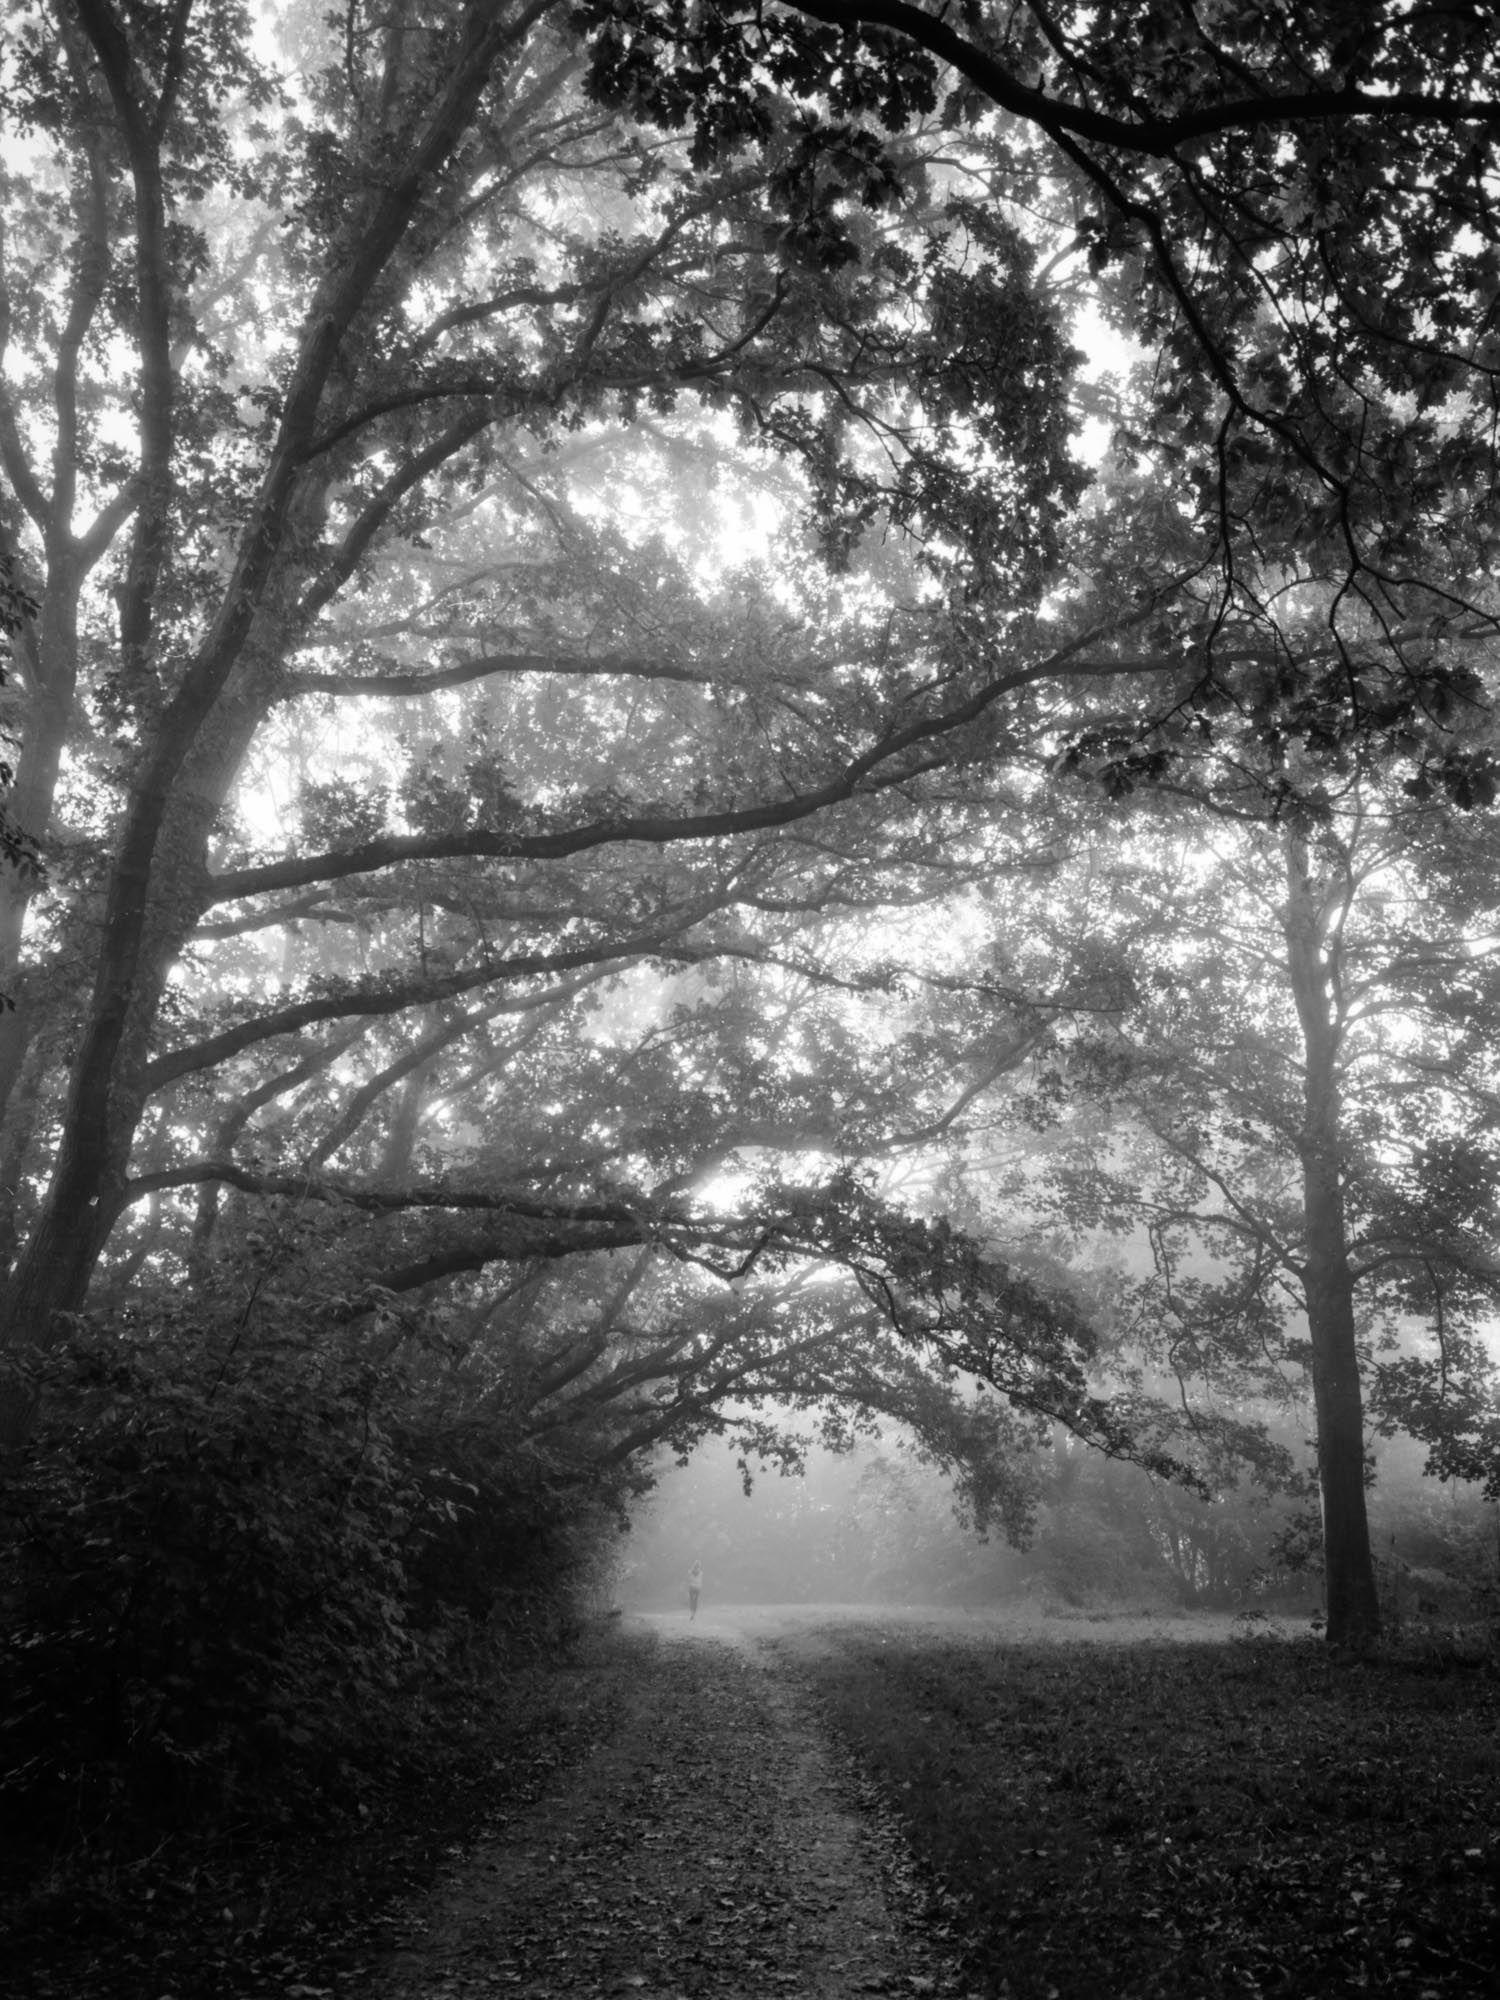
0;664;275;1353
0;556;87;1129
0;0;528;1378
0;559;94;1447
0;821;211;1347
1283;834;1382;1650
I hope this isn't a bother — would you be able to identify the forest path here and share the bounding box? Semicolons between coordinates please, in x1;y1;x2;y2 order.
361;1610;967;2000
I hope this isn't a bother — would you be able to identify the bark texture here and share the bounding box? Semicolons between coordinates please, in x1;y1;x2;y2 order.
1283;832;1381;1650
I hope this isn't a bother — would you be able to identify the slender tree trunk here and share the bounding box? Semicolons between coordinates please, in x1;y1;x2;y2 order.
1300;1115;1381;1647
0;1028;50;1278
1283;833;1382;1650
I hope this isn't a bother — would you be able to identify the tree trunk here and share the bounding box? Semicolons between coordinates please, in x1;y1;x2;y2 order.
0;656;280;1358
1283;833;1382;1650
1301;1131;1382;1648
0;0;525;1384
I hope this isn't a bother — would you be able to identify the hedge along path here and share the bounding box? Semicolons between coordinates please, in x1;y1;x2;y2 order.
362;1613;966;1999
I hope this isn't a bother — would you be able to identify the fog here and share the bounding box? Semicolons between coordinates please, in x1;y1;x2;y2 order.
618;1418;1497;1622
620;1427;1031;1613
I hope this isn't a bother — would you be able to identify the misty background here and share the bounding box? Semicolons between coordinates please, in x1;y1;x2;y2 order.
619;1414;1495;1621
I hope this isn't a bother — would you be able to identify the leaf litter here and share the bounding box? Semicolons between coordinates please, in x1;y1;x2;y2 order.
779;1612;1500;1999
17;1607;1495;2000
362;1616;968;1999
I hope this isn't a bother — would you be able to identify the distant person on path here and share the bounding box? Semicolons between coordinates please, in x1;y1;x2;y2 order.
687;1560;703;1620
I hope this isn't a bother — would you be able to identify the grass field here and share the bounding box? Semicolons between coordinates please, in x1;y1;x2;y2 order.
765;1608;1500;1999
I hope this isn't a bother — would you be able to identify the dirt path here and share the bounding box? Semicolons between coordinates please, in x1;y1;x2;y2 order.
361;1609;967;2000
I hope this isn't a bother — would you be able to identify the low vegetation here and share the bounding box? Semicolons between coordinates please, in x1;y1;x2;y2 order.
9;1595;1499;1996
787;1613;1500;1999
2;1634;631;2000
2;1594;641;2000
0;1302;630;1983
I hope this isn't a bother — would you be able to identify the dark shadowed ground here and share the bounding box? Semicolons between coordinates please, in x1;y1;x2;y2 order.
353;1601;1500;1999
360;1607;967;1999
750;1603;1500;1999
9;1604;1498;1998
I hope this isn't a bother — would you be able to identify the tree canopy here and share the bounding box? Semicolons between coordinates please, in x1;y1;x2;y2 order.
1;0;1498;1664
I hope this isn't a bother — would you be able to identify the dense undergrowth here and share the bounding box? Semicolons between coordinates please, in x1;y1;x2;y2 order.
2;1627;633;2000
0;1303;630;1963
790;1616;1500;1998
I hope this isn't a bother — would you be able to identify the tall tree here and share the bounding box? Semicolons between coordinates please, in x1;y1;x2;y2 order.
958;734;1500;1647
0;0;1154;1461
3;0;1495;1631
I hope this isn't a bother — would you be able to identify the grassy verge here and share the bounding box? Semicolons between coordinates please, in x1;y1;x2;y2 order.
3;1621;640;2000
783;1615;1500;1998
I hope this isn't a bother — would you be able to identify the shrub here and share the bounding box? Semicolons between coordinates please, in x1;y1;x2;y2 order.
0;1317;422;1838
0;1301;628;1855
